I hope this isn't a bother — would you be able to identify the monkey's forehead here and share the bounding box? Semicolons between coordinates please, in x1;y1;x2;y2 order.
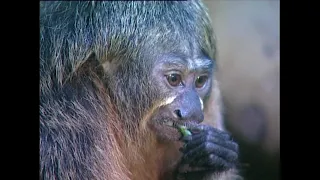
155;53;214;69
100;1;216;58
40;1;216;73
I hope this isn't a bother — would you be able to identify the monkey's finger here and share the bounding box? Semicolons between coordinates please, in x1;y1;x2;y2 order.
180;134;192;142
190;126;231;141
177;164;212;174
182;142;238;166
183;135;238;154
188;145;238;167
189;154;235;172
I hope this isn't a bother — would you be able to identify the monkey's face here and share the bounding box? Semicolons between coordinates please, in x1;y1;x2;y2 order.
148;54;214;142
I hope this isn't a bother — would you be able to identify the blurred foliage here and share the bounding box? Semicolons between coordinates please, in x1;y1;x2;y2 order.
204;1;280;180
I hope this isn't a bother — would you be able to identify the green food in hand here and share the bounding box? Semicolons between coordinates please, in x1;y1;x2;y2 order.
178;125;192;137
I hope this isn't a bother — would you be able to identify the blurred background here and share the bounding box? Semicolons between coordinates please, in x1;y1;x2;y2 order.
203;1;280;180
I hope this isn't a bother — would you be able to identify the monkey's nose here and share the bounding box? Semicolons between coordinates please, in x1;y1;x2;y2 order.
173;108;204;123
171;91;204;123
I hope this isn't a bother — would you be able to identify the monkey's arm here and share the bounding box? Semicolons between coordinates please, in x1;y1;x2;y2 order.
176;125;239;180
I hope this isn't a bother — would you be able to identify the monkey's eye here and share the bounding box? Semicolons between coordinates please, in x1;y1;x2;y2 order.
166;74;183;87
195;75;208;88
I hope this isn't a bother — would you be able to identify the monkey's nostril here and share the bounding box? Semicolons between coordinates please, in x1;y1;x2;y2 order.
174;110;182;119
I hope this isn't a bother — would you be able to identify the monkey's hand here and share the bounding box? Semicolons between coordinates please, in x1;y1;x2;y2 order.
176;125;239;180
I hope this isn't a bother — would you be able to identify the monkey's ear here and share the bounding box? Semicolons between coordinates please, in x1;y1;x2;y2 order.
76;53;104;77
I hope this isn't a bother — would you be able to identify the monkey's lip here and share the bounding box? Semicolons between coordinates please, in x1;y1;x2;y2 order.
163;119;199;129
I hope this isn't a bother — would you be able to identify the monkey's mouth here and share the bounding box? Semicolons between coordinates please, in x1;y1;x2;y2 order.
151;118;200;141
163;119;199;130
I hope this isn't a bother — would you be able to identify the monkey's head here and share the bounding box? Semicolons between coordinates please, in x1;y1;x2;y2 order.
148;52;214;141
99;1;216;142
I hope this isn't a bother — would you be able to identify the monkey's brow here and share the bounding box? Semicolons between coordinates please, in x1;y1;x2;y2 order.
159;55;214;72
188;58;214;72
159;56;188;69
